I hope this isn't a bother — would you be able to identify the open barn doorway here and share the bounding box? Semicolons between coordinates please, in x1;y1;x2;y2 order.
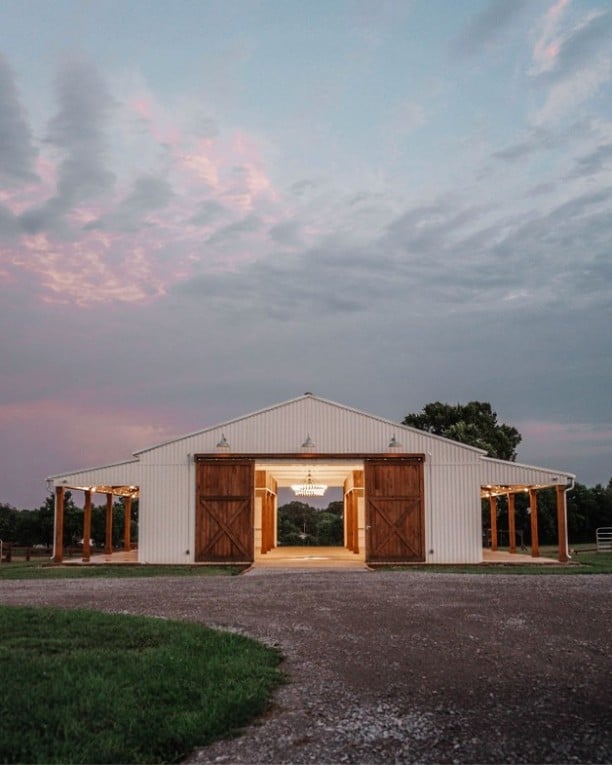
254;460;366;567
276;487;344;546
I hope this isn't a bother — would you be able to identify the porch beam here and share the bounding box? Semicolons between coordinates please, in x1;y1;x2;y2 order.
508;493;516;554
53;486;64;564
82;490;92;562
105;493;113;555
489;495;498;551
124;495;132;552
556;486;569;563
529;488;539;558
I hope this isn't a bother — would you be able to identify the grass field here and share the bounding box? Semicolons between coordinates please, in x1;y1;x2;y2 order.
0;606;283;764
395;550;612;574
0;560;245;579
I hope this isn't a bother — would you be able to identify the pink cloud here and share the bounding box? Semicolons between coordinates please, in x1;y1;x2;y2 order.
0;66;290;307
531;0;571;74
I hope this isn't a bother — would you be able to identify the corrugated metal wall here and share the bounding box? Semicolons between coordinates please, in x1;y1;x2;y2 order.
138;463;194;564
480;457;573;487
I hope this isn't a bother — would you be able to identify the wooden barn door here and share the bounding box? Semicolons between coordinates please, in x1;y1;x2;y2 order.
365;458;425;563
195;459;254;562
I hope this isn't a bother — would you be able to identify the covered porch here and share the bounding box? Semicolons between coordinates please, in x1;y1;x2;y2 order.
48;459;141;564
480;457;574;564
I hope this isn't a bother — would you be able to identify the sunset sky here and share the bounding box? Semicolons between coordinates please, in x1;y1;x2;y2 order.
1;0;611;508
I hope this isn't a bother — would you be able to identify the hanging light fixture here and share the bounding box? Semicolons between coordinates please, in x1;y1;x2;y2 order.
291;470;327;497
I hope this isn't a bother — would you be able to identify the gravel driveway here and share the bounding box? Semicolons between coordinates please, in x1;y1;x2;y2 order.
1;570;610;764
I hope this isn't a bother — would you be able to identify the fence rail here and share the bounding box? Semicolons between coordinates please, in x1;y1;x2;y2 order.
596;527;612;552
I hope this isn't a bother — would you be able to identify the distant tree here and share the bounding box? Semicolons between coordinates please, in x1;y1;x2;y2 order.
277;499;344;546
315;511;343;545
0;503;17;542
403;401;521;461
14;510;40;547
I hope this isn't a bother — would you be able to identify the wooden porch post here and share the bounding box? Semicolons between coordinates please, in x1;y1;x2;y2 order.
53;486;65;563
82;490;92;562
123;495;132;552
489;495;498;551
529;488;539;558
105;493;113;555
508;493;516;554
556;485;569;563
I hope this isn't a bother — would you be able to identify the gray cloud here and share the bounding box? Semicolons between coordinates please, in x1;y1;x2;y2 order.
453;0;528;57
20;59;115;234
492;128;555;162
0;53;37;185
206;214;262;246
0;204;18;237
87;175;174;232
290;179;318;196
568;143;612;179
188;200;228;226
269;219;301;247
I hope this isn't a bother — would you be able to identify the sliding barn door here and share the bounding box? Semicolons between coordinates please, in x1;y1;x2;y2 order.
365;458;425;563
195;459;254;562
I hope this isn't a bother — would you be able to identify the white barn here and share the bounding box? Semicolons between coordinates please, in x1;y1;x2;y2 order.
48;393;574;565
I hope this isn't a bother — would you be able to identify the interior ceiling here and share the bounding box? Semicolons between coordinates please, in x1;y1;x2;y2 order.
257;460;363;488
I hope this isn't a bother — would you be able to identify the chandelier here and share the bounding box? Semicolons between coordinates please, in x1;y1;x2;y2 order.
291;471;327;497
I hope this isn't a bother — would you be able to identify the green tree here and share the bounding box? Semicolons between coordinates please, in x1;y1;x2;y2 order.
0;503;17;543
314;511;343;545
14;510;40;547
277;500;344;546
403;401;521;460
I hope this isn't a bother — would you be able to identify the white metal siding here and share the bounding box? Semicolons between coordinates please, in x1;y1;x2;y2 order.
479;457;573;487
139;396;483;465
426;463;483;564
49;460;141;489
138;465;192;564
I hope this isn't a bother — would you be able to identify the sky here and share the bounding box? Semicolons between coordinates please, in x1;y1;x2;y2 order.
1;0;612;509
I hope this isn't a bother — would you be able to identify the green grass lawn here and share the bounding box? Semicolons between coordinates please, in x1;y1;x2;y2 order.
388;550;612;574
0;560;245;579
0;606;283;764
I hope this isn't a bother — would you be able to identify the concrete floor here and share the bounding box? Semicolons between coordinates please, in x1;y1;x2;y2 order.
66;546;562;567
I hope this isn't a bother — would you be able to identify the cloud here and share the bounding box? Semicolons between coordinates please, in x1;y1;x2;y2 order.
529;4;612;124
534;56;611;125
206;213;263;247
0;204;18;237
87;175;174;232
0;54;38;185
492;128;555;162
19;58;116;234
269;219;302;247
188;199;228;226
568;142;612;178
453;0;528;57
535;8;612;81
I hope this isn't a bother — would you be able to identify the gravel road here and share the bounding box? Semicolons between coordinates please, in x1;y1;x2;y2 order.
1;570;610;764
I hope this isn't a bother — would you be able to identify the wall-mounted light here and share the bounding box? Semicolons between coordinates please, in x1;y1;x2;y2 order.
388;435;401;451
301;434;315;452
216;434;231;452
